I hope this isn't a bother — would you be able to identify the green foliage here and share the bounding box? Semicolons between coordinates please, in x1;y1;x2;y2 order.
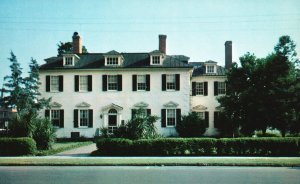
32;118;56;150
95;137;300;156
114;109;159;140
57;41;88;56
0;137;37;156
176;112;207;137
8;113;35;137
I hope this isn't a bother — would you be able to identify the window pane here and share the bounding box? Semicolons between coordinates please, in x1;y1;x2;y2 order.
50;76;59;91
107;57;119;65
167;109;176;126
80;76;88;91
137;75;146;90
65;57;73;65
207;66;215;73
195;82;204;95
218;82;226;94
108;75;118;90
166;74;175;90
197;112;204;120
51;110;60;127
152;56;160;64
80;110;88;127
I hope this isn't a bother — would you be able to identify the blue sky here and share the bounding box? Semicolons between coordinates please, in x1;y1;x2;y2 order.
0;0;299;87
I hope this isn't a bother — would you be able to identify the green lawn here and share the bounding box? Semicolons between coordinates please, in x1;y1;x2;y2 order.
36;141;93;156
0;157;300;166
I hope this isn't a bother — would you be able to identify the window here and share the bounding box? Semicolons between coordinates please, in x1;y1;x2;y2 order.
166;74;175;90
206;65;215;73
152;55;160;65
50;76;59;92
166;109;176;127
195;82;204;95
108;109;118;134
51;110;60;127
80;110;89;127
79;76;88;91
65;57;73;66
137;75;146;91
107;57;119;66
197;112;205;120
108;75;118;91
218;82;226;95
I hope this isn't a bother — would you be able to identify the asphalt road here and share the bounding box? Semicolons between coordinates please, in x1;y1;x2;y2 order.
0;166;299;184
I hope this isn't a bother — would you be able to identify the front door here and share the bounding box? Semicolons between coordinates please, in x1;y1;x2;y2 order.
108;109;117;133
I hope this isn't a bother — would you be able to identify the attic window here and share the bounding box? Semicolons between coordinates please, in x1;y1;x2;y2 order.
106;57;119;66
151;55;161;65
206;65;215;73
64;56;74;66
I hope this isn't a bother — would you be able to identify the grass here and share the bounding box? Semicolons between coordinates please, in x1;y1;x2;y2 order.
0;157;300;166
36;141;93;156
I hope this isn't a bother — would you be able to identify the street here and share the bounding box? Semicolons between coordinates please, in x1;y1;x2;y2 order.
0;166;299;184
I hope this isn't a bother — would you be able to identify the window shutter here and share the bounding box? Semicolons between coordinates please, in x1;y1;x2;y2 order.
192;82;196;96
205;111;209;128
102;75;107;91
117;75;122;91
131;109;137;119
214;81;218;96
60;110;64;128
162;74;166;91
46;76;50;92
132;75;137;91
176;109;181;125
175;74;180;91
214;111;219;129
74;109;78;128
45;110;50;118
204;82;208;96
147;109;151;116
88;109;93;128
88;75;92;91
75;75;79;92
146;74;150;91
59;75;63;92
161;109;166;127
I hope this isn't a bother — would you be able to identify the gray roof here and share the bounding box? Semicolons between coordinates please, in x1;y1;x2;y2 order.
189;61;227;76
40;53;192;70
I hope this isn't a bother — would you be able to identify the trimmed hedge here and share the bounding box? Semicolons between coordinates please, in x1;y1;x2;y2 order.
0;137;37;156
95;137;300;156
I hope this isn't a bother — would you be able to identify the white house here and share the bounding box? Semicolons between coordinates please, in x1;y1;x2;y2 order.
39;32;231;138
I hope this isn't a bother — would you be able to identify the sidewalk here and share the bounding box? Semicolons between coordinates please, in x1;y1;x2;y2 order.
54;143;97;157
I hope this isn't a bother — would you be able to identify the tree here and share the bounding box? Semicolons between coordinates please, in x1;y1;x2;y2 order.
57;42;88;56
176;112;207;137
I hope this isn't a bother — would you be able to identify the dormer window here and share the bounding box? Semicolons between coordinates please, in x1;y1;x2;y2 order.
63;54;79;66
152;55;161;65
65;57;73;66
106;57;119;66
206;65;216;73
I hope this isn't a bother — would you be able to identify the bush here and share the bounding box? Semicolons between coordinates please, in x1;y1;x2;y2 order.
176;112;207;137
0;137;37;156
94;137;300;156
32;118;56;150
8;113;35;137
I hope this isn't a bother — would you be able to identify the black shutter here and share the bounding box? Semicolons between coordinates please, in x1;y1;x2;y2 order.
162;74;166;91
102;75;107;91
161;109;166;127
146;74;150;91
204;82;208;96
60;110;64;128
75;75;79;92
131;109;137;119
59;75;63;92
74;109;78;128
214;111;219;129
88;75;92;91
192;82;196;96
46;76;50;92
205;111;209;128
175;74;180;91
214;81;218;96
118;75;122;91
147;109;151;116
45;110;50;118
176;109;181;125
88;109;93;128
132;75;137;91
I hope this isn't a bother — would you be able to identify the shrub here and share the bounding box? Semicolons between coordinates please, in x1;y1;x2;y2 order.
0;137;37;156
8;113;35;137
96;138;133;156
176;112;207;137
32;118;56;150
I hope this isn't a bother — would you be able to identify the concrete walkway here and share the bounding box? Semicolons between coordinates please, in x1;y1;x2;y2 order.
54;143;97;157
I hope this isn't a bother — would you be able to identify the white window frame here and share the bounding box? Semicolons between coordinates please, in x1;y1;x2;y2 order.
107;75;118;91
166;74;176;91
197;112;205;120
151;55;161;65
79;75;88;92
50;109;60;128
79;109;89;128
195;82;204;96
166;109;176;127
218;82;226;95
106;57;119;66
50;76;59;92
64;56;74;66
206;65;215;73
137;75;146;91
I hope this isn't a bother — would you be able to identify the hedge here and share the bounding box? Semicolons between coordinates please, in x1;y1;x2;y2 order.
0;137;37;156
95;137;300;156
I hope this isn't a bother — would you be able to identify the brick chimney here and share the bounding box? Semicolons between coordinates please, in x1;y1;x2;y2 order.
72;32;82;54
159;34;167;54
225;41;232;70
